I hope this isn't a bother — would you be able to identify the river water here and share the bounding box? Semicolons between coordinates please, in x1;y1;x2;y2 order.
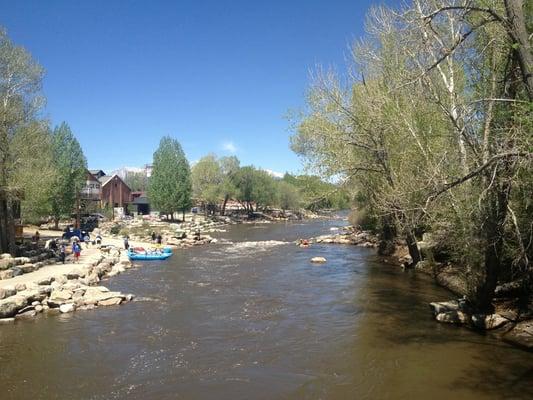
0;218;532;399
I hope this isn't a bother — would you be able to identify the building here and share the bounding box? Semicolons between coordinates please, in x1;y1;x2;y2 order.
80;170;101;202
99;174;131;209
80;169;132;211
131;191;150;215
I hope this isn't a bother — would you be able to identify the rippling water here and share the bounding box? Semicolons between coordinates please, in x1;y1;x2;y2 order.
0;217;532;399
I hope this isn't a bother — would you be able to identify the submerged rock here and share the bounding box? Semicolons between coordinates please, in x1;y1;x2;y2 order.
59;303;75;313
435;310;469;324
503;321;533;349
310;257;327;263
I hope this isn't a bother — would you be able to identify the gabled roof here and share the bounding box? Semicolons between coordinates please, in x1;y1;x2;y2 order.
89;169;106;178
98;174;132;191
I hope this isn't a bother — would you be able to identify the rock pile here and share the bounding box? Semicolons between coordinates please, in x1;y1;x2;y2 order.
311;227;377;248
0;250;134;323
0;253;58;280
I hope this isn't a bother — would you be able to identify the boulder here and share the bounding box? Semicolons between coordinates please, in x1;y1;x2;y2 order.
472;314;509;330
16;309;37;319
0;253;12;259
503;321;533;349
59;303;75;313
0;258;15;270
429;300;460;315
14;257;30;266
98;297;122;306
310;257;327;263
435;310;468;324
20;264;35;274
0;296;28;318
37;277;53;286
11;267;22;277
49;289;73;306
83;288;123;305
15;283;27;292
0;269;14;280
54;275;68;284
35;304;43;313
1;286;17;298
66;269;84;280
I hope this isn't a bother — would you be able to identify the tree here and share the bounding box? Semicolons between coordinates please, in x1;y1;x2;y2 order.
149;136;192;220
10;121;56;223
291;1;532;313
124;171;149;192
276;181;301;211
49;122;87;228
0;28;45;253
219;156;240;215
191;154;223;215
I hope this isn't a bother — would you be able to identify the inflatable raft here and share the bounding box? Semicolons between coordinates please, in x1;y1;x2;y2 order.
128;248;173;261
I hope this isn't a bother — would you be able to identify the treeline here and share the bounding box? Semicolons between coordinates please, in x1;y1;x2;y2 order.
146;137;350;218
0;29;87;253
291;0;532;313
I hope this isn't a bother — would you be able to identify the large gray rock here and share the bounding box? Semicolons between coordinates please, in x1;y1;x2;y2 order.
0;296;28;318
98;297;122;306
20;263;35;274
0;269;14;280
0;258;15;270
436;310;468;324
14;257;30;266
430;300;460;315
59;303;75;313
37;277;53;286
48;289;73;306
1;286;17;298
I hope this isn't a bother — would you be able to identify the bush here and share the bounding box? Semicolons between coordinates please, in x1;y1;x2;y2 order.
109;224;122;235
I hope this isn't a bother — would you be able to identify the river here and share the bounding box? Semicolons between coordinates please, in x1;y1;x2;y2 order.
0;217;532;399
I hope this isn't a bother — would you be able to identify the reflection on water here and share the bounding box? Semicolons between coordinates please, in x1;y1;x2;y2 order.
0;218;531;400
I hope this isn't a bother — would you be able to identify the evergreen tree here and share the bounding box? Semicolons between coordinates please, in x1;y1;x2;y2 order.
149;136;192;220
49;122;87;228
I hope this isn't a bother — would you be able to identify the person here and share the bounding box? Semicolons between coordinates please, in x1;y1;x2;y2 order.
83;232;91;248
95;233;102;246
59;243;66;263
124;236;130;250
72;241;81;263
194;228;201;241
156;234;162;245
32;230;40;243
49;239;57;251
151;231;156;242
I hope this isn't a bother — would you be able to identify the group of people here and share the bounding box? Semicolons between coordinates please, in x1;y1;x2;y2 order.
123;232;162;251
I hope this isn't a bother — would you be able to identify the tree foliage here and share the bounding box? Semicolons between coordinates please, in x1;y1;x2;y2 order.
291;0;532;312
49;122;87;226
149;136;192;217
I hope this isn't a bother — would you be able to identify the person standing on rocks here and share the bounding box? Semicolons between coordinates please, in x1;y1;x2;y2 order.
72;241;81;263
156;234;162;246
151;231;156;242
59;242;66;263
124;236;130;250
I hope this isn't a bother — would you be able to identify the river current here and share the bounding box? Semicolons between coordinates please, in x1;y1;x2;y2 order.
0;217;532;399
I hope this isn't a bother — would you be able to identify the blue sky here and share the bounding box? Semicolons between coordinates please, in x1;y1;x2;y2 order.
2;0;389;174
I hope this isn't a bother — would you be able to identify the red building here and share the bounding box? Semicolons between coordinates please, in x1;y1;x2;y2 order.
99;174;132;209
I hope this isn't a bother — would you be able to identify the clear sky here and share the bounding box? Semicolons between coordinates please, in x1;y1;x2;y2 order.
2;0;389;174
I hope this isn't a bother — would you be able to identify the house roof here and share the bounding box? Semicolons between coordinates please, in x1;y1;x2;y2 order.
89;169;106;177
98;175;113;185
98;174;132;191
132;196;149;205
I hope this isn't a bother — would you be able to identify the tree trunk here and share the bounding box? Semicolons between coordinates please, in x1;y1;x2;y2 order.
472;178;511;313
504;0;533;100
54;217;59;230
378;215;397;256
406;230;421;266
221;195;229;216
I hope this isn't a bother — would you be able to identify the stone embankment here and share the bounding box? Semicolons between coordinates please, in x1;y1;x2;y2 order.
0;248;134;324
99;216;228;248
308;226;378;248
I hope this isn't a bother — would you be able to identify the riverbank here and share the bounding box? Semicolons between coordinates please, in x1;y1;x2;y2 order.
0;235;155;323
307;224;533;351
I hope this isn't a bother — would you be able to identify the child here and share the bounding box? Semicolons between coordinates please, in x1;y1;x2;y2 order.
72;241;81;263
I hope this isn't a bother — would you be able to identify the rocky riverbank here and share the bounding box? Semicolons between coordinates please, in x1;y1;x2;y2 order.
0;245;135;323
307;224;533;351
